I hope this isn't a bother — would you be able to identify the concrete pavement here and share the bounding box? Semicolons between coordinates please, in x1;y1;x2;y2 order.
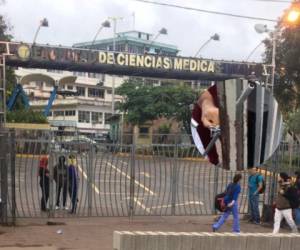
0;216;292;250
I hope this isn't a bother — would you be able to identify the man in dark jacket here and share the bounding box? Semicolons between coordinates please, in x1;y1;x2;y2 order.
54;155;68;210
273;172;298;233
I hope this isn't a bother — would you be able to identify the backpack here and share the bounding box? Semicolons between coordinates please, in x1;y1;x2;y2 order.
285;186;300;209
256;174;266;194
214;183;236;212
215;192;226;212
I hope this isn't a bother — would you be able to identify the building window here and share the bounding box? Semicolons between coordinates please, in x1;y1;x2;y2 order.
65;110;76;116
45;82;52;88
73;71;86;77
53;111;64;117
88;72;105;80
77;86;85;96
47;69;63;74
139;127;150;138
145;79;158;86
48;111;52;117
91;112;103;124
104;113;112;124
78;111;90;123
67;85;73;90
88;88;104;98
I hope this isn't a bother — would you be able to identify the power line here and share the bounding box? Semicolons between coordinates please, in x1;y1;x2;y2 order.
133;0;278;22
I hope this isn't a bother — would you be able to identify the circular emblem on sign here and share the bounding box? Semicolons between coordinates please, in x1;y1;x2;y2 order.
17;45;30;60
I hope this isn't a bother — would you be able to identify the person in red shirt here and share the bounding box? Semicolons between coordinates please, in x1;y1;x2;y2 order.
38;150;49;211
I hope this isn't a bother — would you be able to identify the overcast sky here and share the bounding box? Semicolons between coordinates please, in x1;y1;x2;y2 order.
1;0;291;62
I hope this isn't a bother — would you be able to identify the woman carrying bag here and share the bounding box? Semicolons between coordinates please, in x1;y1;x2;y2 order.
212;174;242;233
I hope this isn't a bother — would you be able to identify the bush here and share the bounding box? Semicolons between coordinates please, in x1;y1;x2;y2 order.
7;109;48;124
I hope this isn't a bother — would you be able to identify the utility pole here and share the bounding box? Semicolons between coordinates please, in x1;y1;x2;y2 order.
270;29;277;94
108;16;123;115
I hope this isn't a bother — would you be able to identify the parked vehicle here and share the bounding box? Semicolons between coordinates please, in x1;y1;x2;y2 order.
62;136;98;153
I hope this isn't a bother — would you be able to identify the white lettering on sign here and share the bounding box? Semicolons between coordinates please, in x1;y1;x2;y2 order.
98;51;216;73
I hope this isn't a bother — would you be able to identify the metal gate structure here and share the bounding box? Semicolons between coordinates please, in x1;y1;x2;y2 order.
1;129;299;222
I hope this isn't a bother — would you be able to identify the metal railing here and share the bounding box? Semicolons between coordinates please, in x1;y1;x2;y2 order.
1;129;300;221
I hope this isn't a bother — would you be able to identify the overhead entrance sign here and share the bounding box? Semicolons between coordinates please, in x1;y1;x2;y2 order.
1;41;263;80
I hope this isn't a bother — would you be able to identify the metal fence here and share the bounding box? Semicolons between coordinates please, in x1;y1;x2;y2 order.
1;129;300;221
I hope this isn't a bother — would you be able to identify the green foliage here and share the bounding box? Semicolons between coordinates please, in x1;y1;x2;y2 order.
0;14;12;41
264;25;300;133
116;79;199;134
286;110;300;135
6;109;48;124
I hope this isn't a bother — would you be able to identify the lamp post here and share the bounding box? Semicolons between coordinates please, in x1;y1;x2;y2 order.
194;33;220;57
245;41;264;61
33;18;49;44
108;16;123;115
254;24;277;93
150;28;168;45
91;20;111;49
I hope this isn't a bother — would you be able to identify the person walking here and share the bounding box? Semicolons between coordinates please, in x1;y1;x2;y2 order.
53;155;68;210
68;154;79;214
38;150;49;212
248;167;264;224
273;172;298;234
212;174;242;233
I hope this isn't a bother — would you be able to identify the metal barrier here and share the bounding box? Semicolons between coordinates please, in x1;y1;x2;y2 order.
1;129;300;220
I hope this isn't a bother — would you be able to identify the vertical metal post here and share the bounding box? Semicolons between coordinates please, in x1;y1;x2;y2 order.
0;132;8;224
254;86;264;166
108;16;122;115
212;164;219;214
270;30;277;94
10;129;16;225
0;54;6;127
171;144;178;215
269;147;279;206
48;133;54;218
87;144;93;216
129;143;136;218
112;18;117;115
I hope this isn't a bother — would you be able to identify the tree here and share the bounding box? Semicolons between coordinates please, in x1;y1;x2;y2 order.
263;22;300;136
116;79;199;134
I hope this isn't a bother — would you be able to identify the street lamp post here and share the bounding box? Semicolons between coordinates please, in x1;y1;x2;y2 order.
194;33;220;57
150;28;168;45
91;20;111;49
33;18;49;44
108;16;123;115
254;24;277;93
147;28;168;54
245;41;264;61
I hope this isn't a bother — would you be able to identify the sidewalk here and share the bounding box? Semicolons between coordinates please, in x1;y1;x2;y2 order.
0;216;289;250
